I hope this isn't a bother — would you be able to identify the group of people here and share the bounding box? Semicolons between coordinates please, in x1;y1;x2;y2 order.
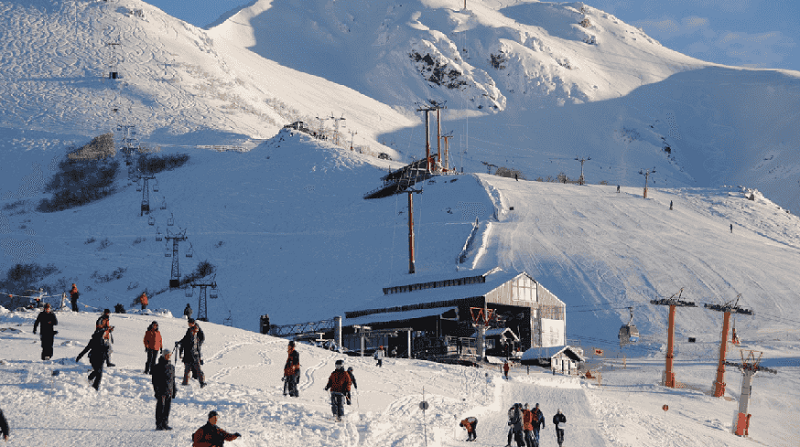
459;403;566;446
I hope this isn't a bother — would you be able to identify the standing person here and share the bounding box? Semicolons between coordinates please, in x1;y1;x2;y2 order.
184;303;193;319
151;349;176;430
373;345;385;367
0;407;9;441
503;361;510;380
33;303;58;360
345;367;357;405
179;320;206;388
552;409;566;447
283;341;300;397
506;403;524;447
669;200;673;210
730;223;733;233
76;328;110;390
460;416;478;442
143;321;163;374
70;283;79;312
522;404;535;447
192;411;241;447
532;403;545;446
139;292;149;310
324;359;352;422
96;310;115;367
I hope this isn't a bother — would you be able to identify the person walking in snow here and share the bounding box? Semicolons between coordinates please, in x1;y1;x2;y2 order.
532;403;545;446
96;309;115;367
139;292;149;310
192;411;241;447
506;403;524;447
151;349;176;430
283;340;300;397
69;283;80;312
179;320;206;387
76;328;110;390
552;409;566;447
184;303;193;319
345;366;357;405
324;359;352;422
0;407;9;441
143;321;163;374
669;200;673;210
374;345;385;367
503;361;510;379
33;303;58;360
522;404;535;447
460;416;478;442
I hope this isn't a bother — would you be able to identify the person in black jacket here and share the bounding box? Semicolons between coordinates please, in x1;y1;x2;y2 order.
532;403;545;446
183;303;193;319
33;303;58;360
283;341;300;397
179;320;205;387
151;349;177;430
552;409;566;446
192;411;241;446
345;367;357;405
0;407;9;442
76;329;110;390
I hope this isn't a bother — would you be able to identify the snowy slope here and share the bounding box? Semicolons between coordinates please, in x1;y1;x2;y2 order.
0;307;797;446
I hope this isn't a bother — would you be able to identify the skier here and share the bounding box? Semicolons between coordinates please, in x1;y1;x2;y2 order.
143;321;163;374
730;223;733;233
503;361;510;379
283;340;300;397
373;345;385;367
552;409;566;447
346;366;357;405
0;407;9;441
151;349;176;430
33;303;58;360
184;303;193;319
96;309;115;367
192;411;241;447
324;359;352;422
179;320;206;387
669;200;673;210
460;416;478;442
76;328;110;390
532;403;545;446
139;292;149;310
70;283;79;312
506;403;524;447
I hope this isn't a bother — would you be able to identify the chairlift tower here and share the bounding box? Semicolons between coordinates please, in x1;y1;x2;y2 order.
191;278;217;322
470;307;495;362
164;228;187;288
705;296;753;397
139;174;155;216
650;288;697;388
407;185;423;274
726;350;777;437
105;39;121;80
639;168;656;199
575;157;591;185
416;102;443;173
441;133;453;171
329;114;346;146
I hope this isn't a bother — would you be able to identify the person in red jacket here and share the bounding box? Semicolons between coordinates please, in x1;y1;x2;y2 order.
324;360;352;422
283;341;300;397
522;404;534;447
143;321;163;374
139;292;149;310
503;361;510;379
192;411;240;447
460;416;478;441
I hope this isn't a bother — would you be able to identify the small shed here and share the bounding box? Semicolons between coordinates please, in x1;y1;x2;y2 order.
520;345;586;375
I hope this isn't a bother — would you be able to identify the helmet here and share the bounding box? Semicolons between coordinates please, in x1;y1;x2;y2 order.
335;359;345;369
347;367;353;372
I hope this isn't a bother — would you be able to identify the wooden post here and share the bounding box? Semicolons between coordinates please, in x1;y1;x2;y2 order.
713;311;732;397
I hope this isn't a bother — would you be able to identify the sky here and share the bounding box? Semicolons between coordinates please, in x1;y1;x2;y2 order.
145;0;800;73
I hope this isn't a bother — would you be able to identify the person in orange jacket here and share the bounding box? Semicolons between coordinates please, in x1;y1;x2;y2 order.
139;292;149;310
324;360;352;422
503;361;510;379
283;341;300;397
70;283;79;312
522;404;534;447
192;411;240;447
460;416;478;441
143;321;163;374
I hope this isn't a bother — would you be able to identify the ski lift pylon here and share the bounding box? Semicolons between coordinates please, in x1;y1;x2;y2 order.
164;242;171;257
618;307;640;346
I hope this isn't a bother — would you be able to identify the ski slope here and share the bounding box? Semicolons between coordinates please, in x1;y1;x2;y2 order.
1;307;797;446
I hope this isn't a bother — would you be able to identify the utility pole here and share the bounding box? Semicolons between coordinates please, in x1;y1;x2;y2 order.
349;129;357;151
575;157;590;185
726;350;777;437
164;228;187;288
407;187;422;274
416;103;440;173
192;278;217;322
639;168;656;198
650;288;696;388
705;296;753;397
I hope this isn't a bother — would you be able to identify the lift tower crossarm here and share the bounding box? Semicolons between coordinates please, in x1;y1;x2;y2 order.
705;299;753;397
725;350;777;437
650;289;696;388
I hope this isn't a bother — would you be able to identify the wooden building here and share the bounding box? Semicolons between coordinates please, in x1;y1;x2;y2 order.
342;268;566;361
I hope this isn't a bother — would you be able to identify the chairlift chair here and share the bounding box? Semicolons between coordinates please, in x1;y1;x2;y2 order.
160;200;166;210
209;286;218;299
185;242;193;258
167;213;174;226
148;215;155;226
185;287;193;298
135;180;142;192
164;243;171;257
155;227;163;241
618;307;640;346
152;179;159;192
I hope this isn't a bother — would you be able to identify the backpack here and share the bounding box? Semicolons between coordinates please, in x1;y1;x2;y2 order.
196;324;205;346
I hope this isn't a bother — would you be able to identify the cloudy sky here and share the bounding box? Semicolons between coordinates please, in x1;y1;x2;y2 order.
146;0;799;72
